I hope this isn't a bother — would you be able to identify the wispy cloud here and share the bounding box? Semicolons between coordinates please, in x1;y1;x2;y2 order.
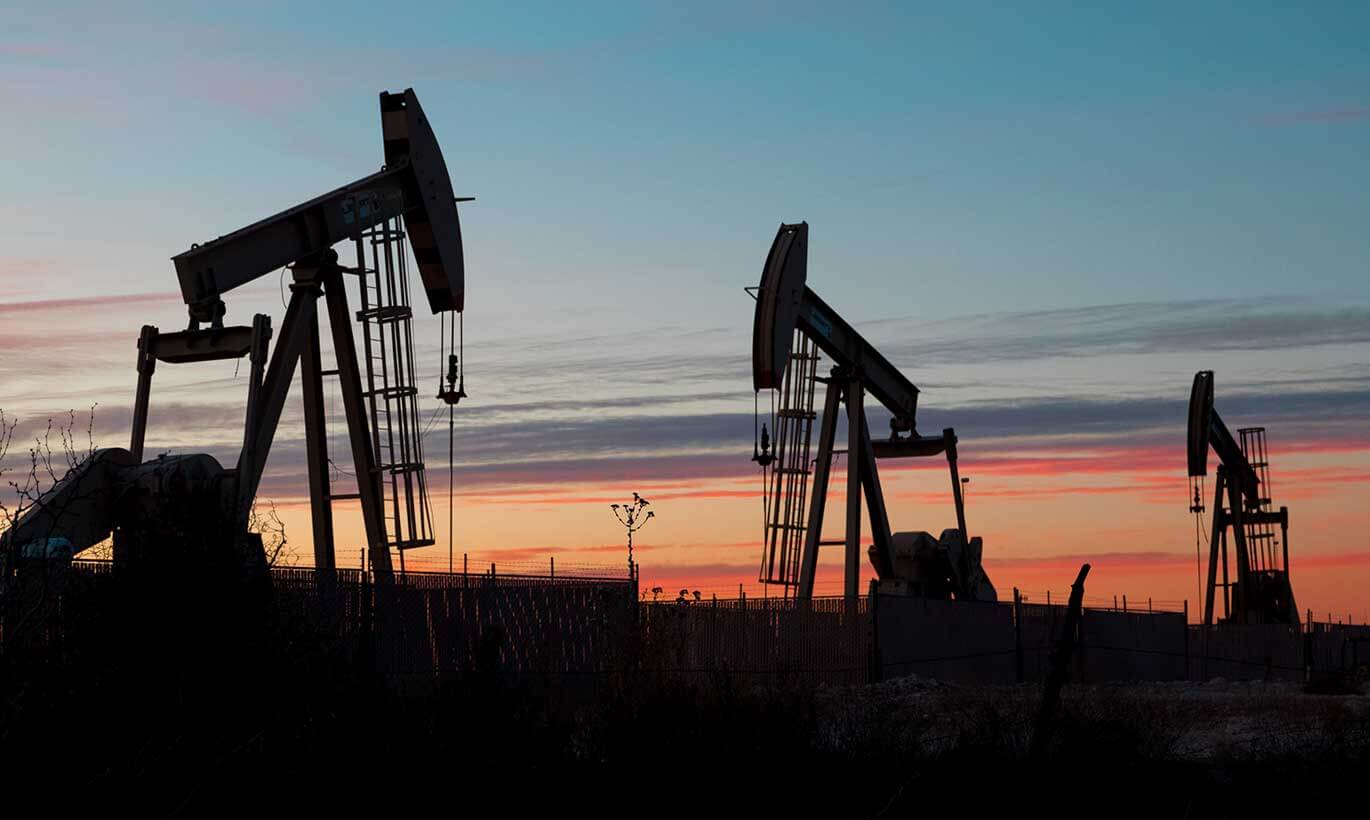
1262;107;1370;126
869;299;1370;367
5;294;1368;522
0;291;179;316
0;43;60;60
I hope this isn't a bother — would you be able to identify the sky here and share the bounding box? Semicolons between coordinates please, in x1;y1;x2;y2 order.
1;1;1367;621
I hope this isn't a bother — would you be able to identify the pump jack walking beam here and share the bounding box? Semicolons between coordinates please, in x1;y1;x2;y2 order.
172;90;465;328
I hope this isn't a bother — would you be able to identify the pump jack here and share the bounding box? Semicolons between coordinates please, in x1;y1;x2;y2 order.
751;223;996;602
2;89;466;582
1188;371;1298;626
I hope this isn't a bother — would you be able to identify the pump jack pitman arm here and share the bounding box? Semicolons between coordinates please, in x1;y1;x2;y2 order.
172;89;466;328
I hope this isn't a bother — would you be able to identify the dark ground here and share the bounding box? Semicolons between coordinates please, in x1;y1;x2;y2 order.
2;577;1366;817
5;664;1366;816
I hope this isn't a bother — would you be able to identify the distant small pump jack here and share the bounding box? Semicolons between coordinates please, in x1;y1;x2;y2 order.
748;222;996;603
1187;370;1297;626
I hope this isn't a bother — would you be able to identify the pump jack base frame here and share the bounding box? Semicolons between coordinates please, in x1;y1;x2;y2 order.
130;250;394;578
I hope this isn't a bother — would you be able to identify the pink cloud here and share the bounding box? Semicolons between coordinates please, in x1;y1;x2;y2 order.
0;43;61;59
0;291;179;316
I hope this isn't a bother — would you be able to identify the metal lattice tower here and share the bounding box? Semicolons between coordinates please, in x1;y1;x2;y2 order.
353;217;435;552
1238;427;1277;573
758;331;820;591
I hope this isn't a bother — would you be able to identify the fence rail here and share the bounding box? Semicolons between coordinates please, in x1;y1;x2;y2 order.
3;561;1365;687
641;596;870;686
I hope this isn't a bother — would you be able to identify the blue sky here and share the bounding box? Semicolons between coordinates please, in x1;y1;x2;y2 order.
5;1;1367;318
2;2;1368;611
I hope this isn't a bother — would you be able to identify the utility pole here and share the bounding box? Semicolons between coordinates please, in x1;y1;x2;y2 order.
611;492;655;574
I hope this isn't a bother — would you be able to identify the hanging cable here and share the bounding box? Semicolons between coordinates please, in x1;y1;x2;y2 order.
325;369;334;483
1194;506;1205;619
435;308;465;573
448;397;454;575
752;391;775;529
1190;476;1210;619
437;310;466;406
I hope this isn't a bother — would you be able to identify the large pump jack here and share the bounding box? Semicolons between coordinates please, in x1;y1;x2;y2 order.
2;89;465;581
1188;371;1298;626
752;223;996;602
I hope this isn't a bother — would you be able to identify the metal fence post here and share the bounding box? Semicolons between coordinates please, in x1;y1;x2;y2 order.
1306;618;1315;681
1014;587;1023;683
869;588;881;684
1076;605;1087;684
1032;563;1090;758
1183;599;1190;681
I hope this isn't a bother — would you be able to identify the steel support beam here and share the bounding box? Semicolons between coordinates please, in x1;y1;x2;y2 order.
944;428;968;547
238;276;320;521
856;412;893;577
1203;470;1225;626
1281;508;1297;623
844;378;863;599
300;310;335;573
321;263;394;579
130;325;158;462
1227;473;1250;622
797;379;843;600
236;315;272;530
